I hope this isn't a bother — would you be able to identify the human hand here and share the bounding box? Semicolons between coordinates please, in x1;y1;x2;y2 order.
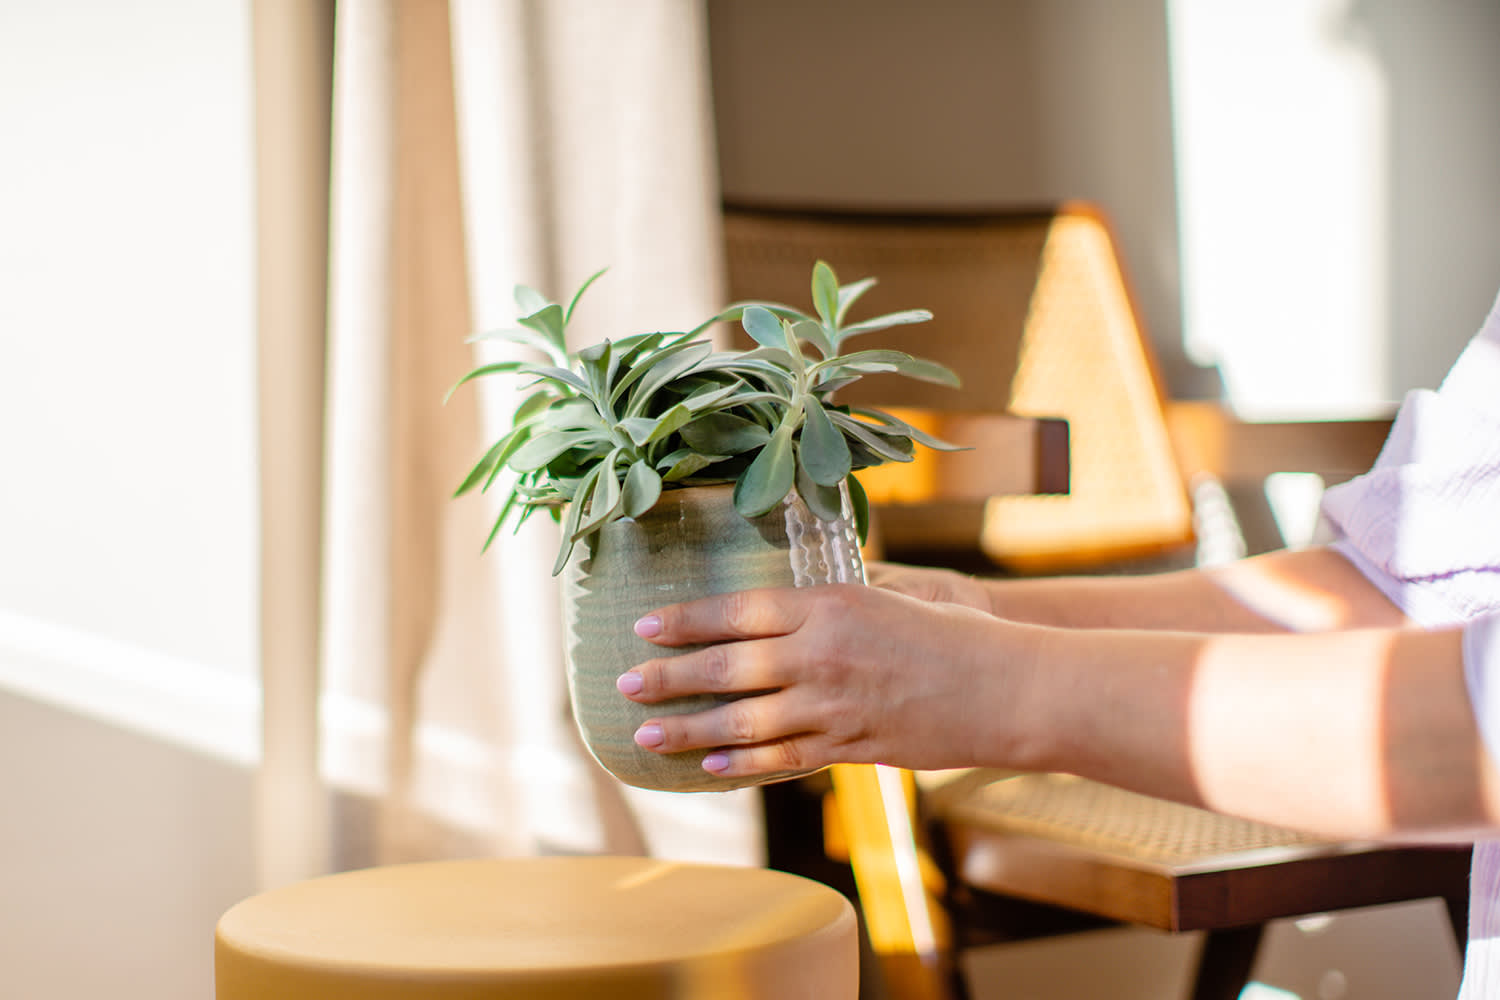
865;561;995;614
616;584;1039;779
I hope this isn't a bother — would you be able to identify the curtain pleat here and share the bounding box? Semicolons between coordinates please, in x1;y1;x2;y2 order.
250;0;336;891
256;0;763;877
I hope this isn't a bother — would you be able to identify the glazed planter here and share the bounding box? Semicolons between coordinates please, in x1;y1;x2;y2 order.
562;483;865;792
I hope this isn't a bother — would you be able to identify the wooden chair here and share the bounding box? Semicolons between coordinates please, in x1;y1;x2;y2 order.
723;201;1471;1000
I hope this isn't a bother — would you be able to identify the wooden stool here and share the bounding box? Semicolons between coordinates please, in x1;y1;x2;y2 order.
215;856;859;999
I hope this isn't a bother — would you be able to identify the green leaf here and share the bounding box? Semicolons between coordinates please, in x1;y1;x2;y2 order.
894;357;961;386
564;268;608;324
518;303;567;351
811;260;839;327
833;308;933;342
846;473;871;545
455;421;537;497
510;430;601;472
827;411;917;464
679;382;742;412
850;406;968;451
741;306;787;351
513;389;556;424
573;448;625;541
810;350;960;387
797;396;851;486
811;374;861;397
790;318;834;361
621;459;663;517
719;300;816;326
681;412;772;455
454;433;512;497
836;277;877;326
615;416;658;446
554;464;603;574
733;423;796;517
618;340;713;415
444;360;527;402
657;449;729;481
466;325;569;366
514;284;550;316
518;363;590;395
794;460;844;522
682;304;751;340
642;403;697;445
542;398;608;431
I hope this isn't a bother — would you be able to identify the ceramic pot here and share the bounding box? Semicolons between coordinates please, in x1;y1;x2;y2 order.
561;483;865;792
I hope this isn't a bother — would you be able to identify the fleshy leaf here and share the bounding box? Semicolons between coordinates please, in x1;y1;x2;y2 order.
795;461;843;522
791;318;834;360
518;303;567;350
846;474;870;545
797;397;851;486
658;449;729;481
741;306;787;351
733;423;796;517
850;406;968;451
833;308;933;341
510;430;601;472
836;277;877;326
811;260;839;328
444;360;526;403
681;412;772;455
621;459;663;517
514;284;549;316
564;268;608;324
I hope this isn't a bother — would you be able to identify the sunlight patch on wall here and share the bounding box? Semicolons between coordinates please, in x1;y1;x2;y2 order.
1167;0;1389;417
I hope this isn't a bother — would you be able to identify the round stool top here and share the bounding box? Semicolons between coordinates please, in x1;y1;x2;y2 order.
215;856;858;999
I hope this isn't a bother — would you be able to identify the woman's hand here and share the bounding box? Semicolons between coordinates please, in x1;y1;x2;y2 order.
616;583;1043;779
865;561;996;614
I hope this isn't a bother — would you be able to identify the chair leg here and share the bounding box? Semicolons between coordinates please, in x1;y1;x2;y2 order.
1446;891;1469;960
1190;925;1264;1000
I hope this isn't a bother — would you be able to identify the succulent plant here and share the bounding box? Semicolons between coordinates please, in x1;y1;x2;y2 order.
450;261;962;573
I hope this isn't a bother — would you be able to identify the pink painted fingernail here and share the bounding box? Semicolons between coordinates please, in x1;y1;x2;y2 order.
616;671;644;696
634;724;664;748
634;615;662;638
702;752;730;774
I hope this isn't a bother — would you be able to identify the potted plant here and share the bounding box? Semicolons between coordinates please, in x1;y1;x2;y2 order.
451;262;961;791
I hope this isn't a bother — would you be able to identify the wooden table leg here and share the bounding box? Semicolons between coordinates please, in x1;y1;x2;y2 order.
1190;925;1265;1000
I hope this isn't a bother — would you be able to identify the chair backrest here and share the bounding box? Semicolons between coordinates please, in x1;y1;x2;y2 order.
722;201;1194;572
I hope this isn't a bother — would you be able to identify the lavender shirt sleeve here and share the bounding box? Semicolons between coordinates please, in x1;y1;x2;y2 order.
1320;288;1500;628
1466;615;1500;764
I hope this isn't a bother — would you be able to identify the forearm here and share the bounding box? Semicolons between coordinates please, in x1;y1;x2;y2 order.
978;546;1409;633
991;622;1497;840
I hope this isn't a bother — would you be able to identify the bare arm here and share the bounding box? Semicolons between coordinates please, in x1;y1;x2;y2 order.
621;585;1495;841
870;545;1410;633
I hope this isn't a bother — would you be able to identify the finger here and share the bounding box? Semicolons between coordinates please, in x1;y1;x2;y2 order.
634;586;813;647
633;688;816;754
700;737;837;779
618;636;788;704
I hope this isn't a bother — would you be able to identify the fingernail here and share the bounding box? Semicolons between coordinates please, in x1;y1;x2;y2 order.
616;671;644;696
634;723;664;748
634;615;662;638
702;752;730;774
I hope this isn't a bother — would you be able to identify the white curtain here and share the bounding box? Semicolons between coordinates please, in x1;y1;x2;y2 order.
253;0;762;887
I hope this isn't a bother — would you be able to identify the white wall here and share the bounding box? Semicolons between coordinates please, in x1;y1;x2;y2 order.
0;3;260;997
709;0;1500;412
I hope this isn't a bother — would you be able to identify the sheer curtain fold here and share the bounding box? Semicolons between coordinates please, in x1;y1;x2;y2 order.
254;0;762;882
